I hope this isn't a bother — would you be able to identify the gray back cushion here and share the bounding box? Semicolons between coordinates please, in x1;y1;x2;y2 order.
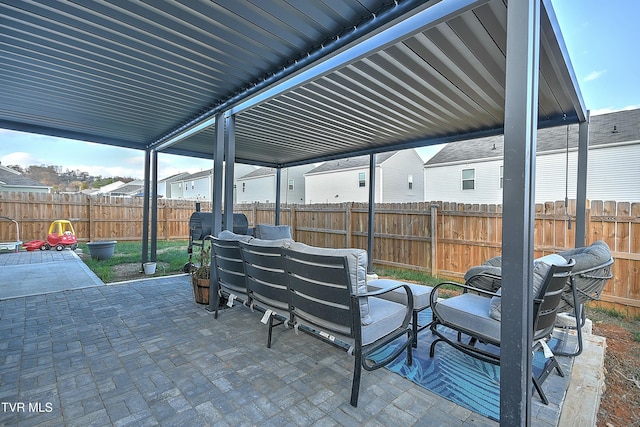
255;224;292;240
287;242;372;325
218;230;253;242
558;240;611;273
489;254;568;321
246;237;294;248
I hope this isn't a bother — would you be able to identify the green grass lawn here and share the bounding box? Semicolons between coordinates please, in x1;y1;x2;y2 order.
78;240;190;282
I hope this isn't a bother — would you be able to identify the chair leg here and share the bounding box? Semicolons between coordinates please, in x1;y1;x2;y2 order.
556;280;584;357
412;311;418;348
267;314;274;348
351;347;363;407
532;376;549;405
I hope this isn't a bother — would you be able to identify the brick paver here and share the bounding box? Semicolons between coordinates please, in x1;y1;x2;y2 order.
0;274;570;426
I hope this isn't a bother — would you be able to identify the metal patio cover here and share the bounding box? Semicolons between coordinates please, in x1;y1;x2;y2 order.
0;0;585;167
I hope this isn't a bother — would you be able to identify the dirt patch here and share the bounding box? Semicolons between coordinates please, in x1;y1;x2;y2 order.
108;262;177;282
591;316;640;427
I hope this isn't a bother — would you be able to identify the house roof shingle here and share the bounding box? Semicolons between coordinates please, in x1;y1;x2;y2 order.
305;151;398;175
426;109;640;166
0;165;49;188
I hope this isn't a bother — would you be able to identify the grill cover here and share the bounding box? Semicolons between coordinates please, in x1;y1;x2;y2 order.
189;212;249;240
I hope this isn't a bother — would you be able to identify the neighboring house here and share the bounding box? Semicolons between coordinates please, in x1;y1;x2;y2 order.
236;165;315;204
108;179;145;197
304;149;425;204
0;163;50;193
158;172;190;199
424;109;640;204
170;164;258;202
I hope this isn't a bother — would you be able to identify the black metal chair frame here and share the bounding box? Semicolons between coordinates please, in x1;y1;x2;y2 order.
429;260;575;405
554;258;613;356
211;237;250;319
282;248;414;407
239;241;292;348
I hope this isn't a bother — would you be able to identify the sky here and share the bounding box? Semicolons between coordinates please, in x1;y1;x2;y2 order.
1;0;638;180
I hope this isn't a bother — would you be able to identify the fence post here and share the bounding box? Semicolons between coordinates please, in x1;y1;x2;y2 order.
88;196;94;242
164;203;170;240
252;202;258;228
430;203;438;277
345;202;352;248
290;204;297;241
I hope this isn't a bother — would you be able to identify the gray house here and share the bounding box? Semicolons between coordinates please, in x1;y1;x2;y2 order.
170;164;258;201
424;109;640;204
0;164;50;193
236;165;314;204
304;149;425;204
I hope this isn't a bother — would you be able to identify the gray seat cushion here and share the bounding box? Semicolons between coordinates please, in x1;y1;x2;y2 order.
436;293;500;342
295;297;406;346
368;279;434;310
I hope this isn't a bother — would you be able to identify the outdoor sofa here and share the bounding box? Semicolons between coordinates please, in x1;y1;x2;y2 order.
208;226;421;407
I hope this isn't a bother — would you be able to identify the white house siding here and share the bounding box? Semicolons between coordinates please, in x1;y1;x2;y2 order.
182;176;211;200
425;159;504;204
170;181;184;199
0;184;49;193
379;150;425;203
236;166;311;204
425;142;640;204
280;166;308;204
586;142;640;202
237;175;275;203
305;167;382;204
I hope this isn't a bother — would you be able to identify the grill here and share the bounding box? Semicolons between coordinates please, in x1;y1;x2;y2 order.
189;212;249;240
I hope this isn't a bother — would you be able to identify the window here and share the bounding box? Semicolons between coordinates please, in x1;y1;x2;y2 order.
242;182;246;192
191;181;195;190
358;172;366;187
288;179;294;191
408;174;413;190
462;169;475;190
500;166;504;189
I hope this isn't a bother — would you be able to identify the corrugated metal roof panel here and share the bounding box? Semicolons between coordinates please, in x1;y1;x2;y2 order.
0;0;586;168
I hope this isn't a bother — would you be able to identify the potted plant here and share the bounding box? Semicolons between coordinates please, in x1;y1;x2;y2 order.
191;243;211;304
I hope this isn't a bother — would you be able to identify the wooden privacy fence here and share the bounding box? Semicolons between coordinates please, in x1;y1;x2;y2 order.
0;191;638;315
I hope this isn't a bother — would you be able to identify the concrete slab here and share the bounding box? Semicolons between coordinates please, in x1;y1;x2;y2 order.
558;333;606;426
0;250;103;299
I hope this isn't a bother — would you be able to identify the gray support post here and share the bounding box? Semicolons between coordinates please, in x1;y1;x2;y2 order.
207;114;225;314
150;149;158;262
575;112;590;248
223;114;236;231
367;154;376;273
501;1;541;425
212;113;224;236
141;148;151;267
275;168;282;225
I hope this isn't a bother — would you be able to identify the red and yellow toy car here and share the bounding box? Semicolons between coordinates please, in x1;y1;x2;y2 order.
24;220;78;251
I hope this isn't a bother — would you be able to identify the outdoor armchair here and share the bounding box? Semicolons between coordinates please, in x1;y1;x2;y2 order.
462;241;613;356
429;255;575;404
282;243;414;407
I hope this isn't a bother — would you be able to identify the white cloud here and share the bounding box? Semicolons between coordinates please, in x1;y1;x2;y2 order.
583;69;606;82
0;152;43;167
